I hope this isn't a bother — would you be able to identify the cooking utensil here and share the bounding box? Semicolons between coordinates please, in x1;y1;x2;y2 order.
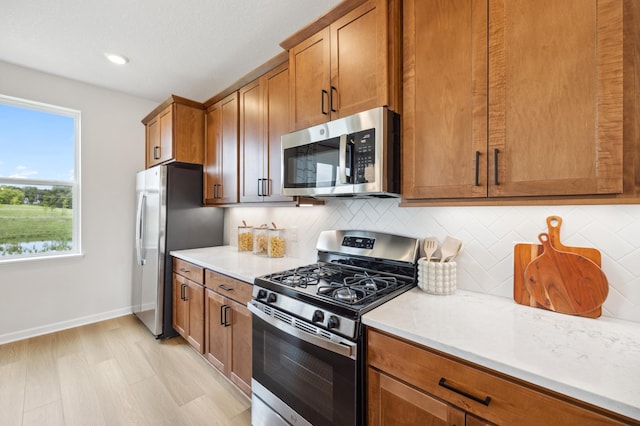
523;233;608;315
423;237;439;262
513;216;604;317
447;242;463;262
440;236;462;263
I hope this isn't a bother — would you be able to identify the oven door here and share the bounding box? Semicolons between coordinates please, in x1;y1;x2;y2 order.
248;300;358;426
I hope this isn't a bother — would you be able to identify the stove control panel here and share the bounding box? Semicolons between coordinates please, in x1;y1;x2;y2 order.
251;285;357;339
342;236;375;250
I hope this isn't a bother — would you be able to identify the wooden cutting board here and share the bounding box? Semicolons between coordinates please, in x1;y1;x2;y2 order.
513;216;604;318
524;233;608;315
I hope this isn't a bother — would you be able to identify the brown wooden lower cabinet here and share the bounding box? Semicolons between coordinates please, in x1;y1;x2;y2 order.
367;327;635;426
204;270;253;397
368;367;471;426
172;260;205;353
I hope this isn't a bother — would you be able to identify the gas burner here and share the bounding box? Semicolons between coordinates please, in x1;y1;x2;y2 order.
334;287;364;303
269;270;318;288
296;264;341;280
316;274;400;305
284;275;318;287
267;264;345;288
343;274;398;290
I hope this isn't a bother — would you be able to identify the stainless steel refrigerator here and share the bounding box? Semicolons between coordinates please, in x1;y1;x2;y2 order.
132;162;224;338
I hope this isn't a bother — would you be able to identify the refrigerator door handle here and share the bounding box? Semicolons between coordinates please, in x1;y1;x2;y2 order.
135;191;146;265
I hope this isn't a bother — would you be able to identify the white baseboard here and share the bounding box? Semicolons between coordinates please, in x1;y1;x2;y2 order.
0;306;134;345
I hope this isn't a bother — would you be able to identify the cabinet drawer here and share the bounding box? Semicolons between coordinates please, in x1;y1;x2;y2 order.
205;270;252;305
367;328;628;426
173;258;204;284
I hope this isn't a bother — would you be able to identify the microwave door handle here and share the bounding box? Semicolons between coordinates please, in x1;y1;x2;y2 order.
338;134;349;184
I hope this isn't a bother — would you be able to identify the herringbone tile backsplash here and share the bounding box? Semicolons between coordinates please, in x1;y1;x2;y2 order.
225;201;640;323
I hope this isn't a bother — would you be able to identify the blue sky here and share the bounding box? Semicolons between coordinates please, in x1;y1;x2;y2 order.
0;103;75;182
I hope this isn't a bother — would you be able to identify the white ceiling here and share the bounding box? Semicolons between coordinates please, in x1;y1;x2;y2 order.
1;0;340;103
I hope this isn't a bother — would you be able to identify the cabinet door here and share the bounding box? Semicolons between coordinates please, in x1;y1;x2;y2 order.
172;274;188;337
146;105;173;168
239;79;265;202
466;413;496;426
172;103;204;165
488;0;623;197
264;62;294;202
229;299;252;396
289;27;331;131
158;106;173;164
368;368;466;426
185;280;204;353
204;289;229;374
402;0;488;200
220;93;239;204
146;116;160;168
204;93;239;205
204;104;221;203
330;0;391;118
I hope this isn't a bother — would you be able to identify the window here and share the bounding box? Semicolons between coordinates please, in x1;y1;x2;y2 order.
0;94;81;261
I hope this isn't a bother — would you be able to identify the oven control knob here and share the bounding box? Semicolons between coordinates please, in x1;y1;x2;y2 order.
266;293;277;303
327;315;340;329
257;289;267;300
312;310;324;323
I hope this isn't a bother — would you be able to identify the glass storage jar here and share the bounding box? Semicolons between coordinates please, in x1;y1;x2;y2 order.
237;225;253;252
253;225;268;255
267;228;286;258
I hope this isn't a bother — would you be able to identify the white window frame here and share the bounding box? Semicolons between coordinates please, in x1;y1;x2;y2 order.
0;94;82;262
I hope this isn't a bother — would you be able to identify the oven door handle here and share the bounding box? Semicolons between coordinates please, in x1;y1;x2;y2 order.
248;302;357;360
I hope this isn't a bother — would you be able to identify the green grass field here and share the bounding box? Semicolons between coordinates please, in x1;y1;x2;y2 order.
0;205;72;253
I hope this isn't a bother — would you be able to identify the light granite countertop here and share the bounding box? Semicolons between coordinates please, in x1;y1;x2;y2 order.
170;246;640;421
362;288;640;422
170;245;310;284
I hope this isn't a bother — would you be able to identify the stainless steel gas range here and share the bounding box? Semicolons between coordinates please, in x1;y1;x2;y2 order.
248;230;420;426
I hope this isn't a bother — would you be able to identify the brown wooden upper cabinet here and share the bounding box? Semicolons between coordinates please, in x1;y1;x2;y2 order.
402;0;624;201
142;95;205;169
204;92;239;205
284;0;400;131
239;62;294;203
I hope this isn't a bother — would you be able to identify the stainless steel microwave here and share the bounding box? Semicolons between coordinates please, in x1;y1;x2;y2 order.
281;107;400;198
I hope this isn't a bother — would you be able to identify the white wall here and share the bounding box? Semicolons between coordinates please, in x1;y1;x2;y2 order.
0;61;157;343
225;201;640;324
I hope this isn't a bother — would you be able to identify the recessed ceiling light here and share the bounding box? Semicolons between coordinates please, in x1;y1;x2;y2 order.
104;53;129;65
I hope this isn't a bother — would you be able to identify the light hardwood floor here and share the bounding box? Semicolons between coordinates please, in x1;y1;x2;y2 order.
0;315;251;426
